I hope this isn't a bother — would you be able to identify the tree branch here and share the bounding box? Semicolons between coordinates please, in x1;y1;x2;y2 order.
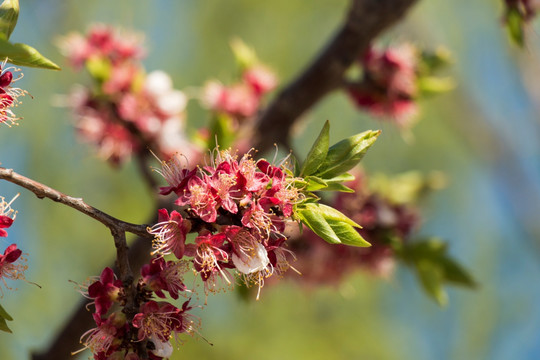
0;167;152;238
254;0;418;152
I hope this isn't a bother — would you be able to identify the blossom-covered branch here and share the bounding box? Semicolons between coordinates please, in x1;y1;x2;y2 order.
0;167;151;238
254;0;418;151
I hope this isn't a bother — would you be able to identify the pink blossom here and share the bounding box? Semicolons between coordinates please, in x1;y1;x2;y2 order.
59;24;145;68
348;44;419;126
177;175;218;223
0;244;27;295
87;267;123;316
0;194;17;237
241;201;273;235
185;232;232;294
0;62;27;127
132;301;184;342
148;209;191;259
141;257;189;299
201;81;260;118
102;63;139;95
243;65;278;96
154;155;197;196
76;312;126;357
225;226;270;274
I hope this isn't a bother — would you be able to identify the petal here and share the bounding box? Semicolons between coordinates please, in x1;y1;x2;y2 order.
100;267;115;284
0;215;13;228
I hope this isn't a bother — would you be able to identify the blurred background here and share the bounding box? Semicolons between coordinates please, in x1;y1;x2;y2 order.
1;0;540;359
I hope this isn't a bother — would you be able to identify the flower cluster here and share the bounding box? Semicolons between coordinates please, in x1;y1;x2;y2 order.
0;60;27;127
59;25;199;165
0;195;27;296
148;150;300;299
288;171;420;283
78;150;305;359
77;266;197;360
347;44;419;127
201;64;277;120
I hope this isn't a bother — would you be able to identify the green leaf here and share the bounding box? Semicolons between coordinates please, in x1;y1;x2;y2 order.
417;76;455;96
0;317;12;333
417;47;452;76
317;173;355;193
506;8;525;47
0;303;13;333
209;114;236;150
316;130;380;179
297;206;341;244
0;38;60;70
301;120;329;176
417;259;448;307
439;257;477;288
230;38;257;70
0;0;19;40
321;182;354;193
304;176;328;191
396;238;477;306
298;203;370;247
86;57;111;83
0;303;12;321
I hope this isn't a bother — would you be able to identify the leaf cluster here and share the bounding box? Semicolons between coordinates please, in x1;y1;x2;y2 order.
395;238;477;306
294;120;380;248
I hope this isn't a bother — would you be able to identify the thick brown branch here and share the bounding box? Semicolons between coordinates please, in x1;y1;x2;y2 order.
0;167;151;238
254;0;418;152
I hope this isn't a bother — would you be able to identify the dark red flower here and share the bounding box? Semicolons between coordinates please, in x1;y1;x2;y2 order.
87;267;123;316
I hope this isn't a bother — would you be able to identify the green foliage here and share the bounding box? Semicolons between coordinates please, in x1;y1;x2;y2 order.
315;130;380;180
0;0;18;40
85;57;111;83
209;114;237;150
295;122;380;246
0;0;59;70
0;303;13;333
0;38;60;70
300;120;329;177
230;37;258;70
395;238;476;306
296;203;370;247
417;76;455;96
506;8;525;47
417;47;455;96
369;171;447;205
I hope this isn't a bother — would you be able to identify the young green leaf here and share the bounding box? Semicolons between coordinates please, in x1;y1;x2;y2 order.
0;303;12;321
396;238;477;306
298;203;370;247
0;303;13;333
304;176;328;191
230;38;257;70
209;114;236;150
300;120;329;176
316;173;355;193
316;130;380;179
506;8;524;47
0;0;18;40
85;57;111;83
297;207;341;245
0;39;60;70
416;259;448;307
417;76;455;96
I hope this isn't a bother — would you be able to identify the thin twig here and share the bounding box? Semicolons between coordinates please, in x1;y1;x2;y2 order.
0;167;152;238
